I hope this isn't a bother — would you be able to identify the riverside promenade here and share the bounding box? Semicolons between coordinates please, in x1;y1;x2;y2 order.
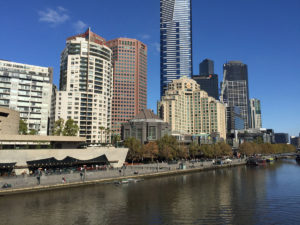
0;159;246;196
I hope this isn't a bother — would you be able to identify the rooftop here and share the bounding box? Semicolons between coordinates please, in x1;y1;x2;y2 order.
134;109;160;120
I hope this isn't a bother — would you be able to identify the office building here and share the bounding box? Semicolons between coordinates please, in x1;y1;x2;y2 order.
274;133;289;144
291;136;300;149
121;109;170;144
158;77;226;140
106;38;147;135
160;0;193;96
0;60;53;135
54;28;113;143
221;61;251;129
250;98;262;129
200;58;214;75
230;128;275;147
193;58;219;100
192;74;219;100
226;106;244;132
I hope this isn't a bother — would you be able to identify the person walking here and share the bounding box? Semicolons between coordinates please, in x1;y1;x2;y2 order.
36;176;40;185
36;169;42;185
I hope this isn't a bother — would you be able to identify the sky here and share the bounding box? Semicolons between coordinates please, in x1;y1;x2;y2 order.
0;0;300;136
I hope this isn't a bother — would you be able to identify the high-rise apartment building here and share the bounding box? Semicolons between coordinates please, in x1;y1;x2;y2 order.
0;60;53;135
200;58;214;75
106;38;147;135
158;77;226;140
250;98;262;129
160;0;193;96
54;29;113;143
221;61;251;129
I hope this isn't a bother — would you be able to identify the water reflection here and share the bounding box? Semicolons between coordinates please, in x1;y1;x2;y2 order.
0;160;299;225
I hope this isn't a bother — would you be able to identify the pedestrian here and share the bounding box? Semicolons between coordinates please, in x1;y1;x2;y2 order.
119;169;122;176
37;176;40;185
62;177;66;184
80;172;83;181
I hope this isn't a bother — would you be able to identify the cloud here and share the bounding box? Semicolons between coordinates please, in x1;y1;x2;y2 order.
57;6;67;12
73;20;87;33
38;7;69;26
139;34;151;40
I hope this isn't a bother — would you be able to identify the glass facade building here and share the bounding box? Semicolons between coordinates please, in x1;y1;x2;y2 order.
226;106;244;132
221;61;251;129
160;0;192;96
274;133;289;144
200;58;214;75
250;98;262;129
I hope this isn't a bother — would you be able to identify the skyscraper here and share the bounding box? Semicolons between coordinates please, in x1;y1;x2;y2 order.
221;61;251;129
54;28;113;143
160;0;193;96
250;98;262;129
200;58;214;75
193;59;219;100
106;38;147;135
0;59;53;135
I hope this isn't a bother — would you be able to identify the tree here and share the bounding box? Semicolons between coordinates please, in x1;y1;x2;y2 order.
63;118;79;136
156;135;179;160
218;142;233;157
143;142;159;162
200;145;213;158
189;142;199;159
105;128;111;143
111;134;121;146
19;119;28;135
29;129;38;135
52;118;65;136
124;137;142;163
99;126;105;143
239;142;256;156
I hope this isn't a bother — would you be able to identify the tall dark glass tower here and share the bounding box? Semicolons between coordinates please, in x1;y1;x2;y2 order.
160;0;192;96
221;61;251;129
200;58;214;75
193;58;219;100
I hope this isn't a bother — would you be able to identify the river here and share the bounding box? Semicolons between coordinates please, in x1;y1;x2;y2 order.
0;159;300;225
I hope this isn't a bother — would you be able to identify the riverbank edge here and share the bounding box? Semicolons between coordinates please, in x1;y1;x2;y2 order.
0;161;246;196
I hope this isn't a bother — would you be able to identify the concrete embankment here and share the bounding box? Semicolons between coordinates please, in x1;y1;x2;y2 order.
0;161;246;196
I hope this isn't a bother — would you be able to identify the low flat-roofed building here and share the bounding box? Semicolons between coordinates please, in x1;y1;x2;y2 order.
0;107;20;135
0;135;129;175
0;135;86;149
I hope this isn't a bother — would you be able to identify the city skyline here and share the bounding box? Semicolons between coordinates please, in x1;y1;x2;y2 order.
0;0;299;135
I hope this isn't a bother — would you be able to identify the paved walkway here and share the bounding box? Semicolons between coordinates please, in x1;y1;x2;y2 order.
0;159;246;195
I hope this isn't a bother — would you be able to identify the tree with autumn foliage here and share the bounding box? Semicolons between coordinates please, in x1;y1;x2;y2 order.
143;142;159;162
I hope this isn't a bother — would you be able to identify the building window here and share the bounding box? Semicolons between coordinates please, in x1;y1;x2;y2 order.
148;126;157;140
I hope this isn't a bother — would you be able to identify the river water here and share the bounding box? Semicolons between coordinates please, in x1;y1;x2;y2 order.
0;159;300;225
